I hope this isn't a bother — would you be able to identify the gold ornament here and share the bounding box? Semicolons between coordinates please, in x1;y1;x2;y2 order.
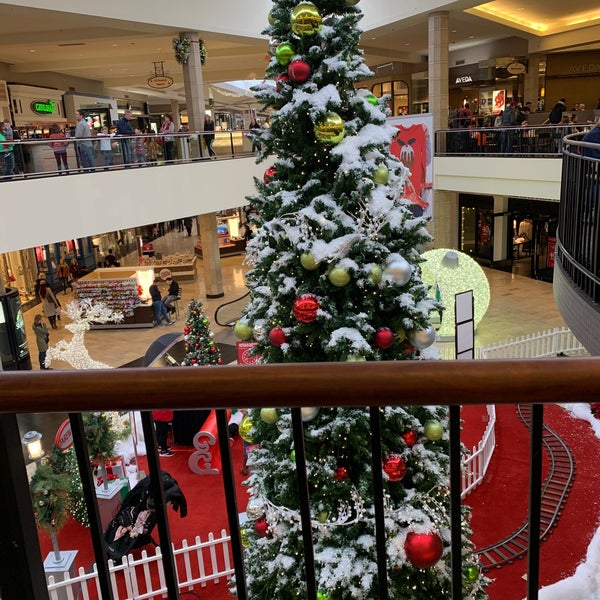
300;253;319;270
246;499;263;519
239;416;254;442
290;3;323;36
373;164;389;185
314;112;345;145
268;9;276;26
328;267;351;287
240;528;250;548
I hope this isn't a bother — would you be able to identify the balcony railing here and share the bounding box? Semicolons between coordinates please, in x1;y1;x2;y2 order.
2;359;599;600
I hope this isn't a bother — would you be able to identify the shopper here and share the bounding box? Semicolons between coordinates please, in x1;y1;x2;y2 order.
203;114;216;158
0;119;15;180
149;278;174;326
38;280;60;329
183;217;193;237
159;114;175;163
162;276;180;315
74;110;95;172
69;258;80;281
116;110;135;166
32;314;51;370
48;124;70;174
152;410;174;456
56;258;73;294
97;125;114;170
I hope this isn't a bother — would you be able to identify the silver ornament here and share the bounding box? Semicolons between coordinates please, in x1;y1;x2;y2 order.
301;407;320;421
246;499;264;520
407;325;436;349
385;258;411;285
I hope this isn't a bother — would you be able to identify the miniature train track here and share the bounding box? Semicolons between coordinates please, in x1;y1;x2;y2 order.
477;404;575;572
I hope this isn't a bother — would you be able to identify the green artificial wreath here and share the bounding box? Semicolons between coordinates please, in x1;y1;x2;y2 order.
173;35;206;65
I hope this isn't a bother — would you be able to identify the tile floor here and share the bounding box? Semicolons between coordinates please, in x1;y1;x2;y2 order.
22;229;568;370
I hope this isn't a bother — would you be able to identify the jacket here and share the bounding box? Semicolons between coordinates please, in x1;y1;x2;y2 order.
153;410;174;422
32;321;49;352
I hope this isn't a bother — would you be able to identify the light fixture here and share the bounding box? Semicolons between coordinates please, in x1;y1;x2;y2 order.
21;430;45;461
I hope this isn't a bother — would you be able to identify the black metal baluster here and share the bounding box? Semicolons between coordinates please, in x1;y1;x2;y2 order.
291;407;317;600
216;408;247;600
527;404;543;600
369;406;389;600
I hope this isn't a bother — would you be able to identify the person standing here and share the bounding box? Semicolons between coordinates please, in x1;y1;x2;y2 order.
548;98;567;125
183;217;193;237
97;125;114;170
38;280;60;329
56;258;73;294
160;114;175;163
500;101;517;153
134;128;146;165
69;258;80;281
116;110;135;166
162;276;180;315
32;314;51;370
1;119;15;180
152;410;174;456
149;278;174;326
75;110;95;172
204;114;216;158
249;117;261;152
104;248;119;267
48;124;70;173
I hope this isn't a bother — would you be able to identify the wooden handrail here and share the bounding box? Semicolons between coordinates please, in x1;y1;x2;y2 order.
1;357;598;413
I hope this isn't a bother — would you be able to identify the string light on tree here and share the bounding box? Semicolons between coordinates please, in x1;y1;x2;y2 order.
182;299;223;366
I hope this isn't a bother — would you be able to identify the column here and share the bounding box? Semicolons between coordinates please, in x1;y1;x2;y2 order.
493;196;510;263
524;54;544;110
428;12;450;244
199;214;224;298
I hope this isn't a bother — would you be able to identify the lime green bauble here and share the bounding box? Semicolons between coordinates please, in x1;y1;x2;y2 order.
268;9;276;26
275;43;296;66
369;265;383;284
396;327;406;341
239;416;254;442
366;93;378;106
373;163;389;185
290;3;322;36
234;320;253;340
328;267;350;287
346;0;360;5
317;592;330;600
240;528;250;548
290;449;296;461
317;510;329;523
465;565;479;582
300;253;319;270
346;355;366;362
424;420;444;441
260;408;279;424
314;112;345;144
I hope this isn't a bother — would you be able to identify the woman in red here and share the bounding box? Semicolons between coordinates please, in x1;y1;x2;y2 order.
152;410;174;457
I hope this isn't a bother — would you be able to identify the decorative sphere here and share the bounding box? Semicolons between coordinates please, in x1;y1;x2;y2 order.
369;265;382;284
288;59;311;83
253;324;263;338
254;517;269;537
407;325;436;350
373;163;389;185
374;327;394;349
317;510;329;523
346;0;360;5
404;531;443;568
268;9;276;26
465;565;480;582
275;43;295;66
366;94;378;106
290;2;322;36
328;266;350;287
239;416;254;442
246;499;263;520
314;112;345;144
260;408;279;424
276;73;289;92
300;253;319;270
290;449;296;461
334;465;349;480
382;453;407;482
234;321;253;341
396;327;406;342
240;528;250;548
424;420;444;441
263;165;277;184
317;592;330;600
268;327;287;347
293;294;320;323
402;430;418;447
301;406;320;421
346;354;367;362
385;258;412;285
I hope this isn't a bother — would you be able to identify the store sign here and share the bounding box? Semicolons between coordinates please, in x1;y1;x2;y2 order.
449;63;480;89
55;419;74;450
507;62;526;75
492;89;506;114
30;100;57;115
455;75;473;84
148;76;174;89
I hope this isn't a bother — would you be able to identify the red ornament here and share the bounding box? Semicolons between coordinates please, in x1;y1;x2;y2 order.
382;453;407;482
191;358;197;364
374;327;394;349
293;294;320;323
288;59;311;83
404;531;443;568
254;517;269;537
276;73;289;92
263;166;277;184
268;327;287;347
334;466;349;480
402;430;418;447
217;358;223;364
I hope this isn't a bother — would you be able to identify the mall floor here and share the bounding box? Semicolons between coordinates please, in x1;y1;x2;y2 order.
21;228;569;371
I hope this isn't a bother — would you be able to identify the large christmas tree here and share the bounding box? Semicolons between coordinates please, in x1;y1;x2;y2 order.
234;1;488;598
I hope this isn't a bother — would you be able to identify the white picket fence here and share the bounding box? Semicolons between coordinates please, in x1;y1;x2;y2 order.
47;529;234;600
461;405;496;498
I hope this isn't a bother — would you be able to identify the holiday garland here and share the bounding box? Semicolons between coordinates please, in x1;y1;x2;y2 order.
173;36;206;65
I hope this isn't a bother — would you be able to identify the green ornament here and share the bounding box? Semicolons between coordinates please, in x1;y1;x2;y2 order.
346;0;360;5
290;449;296;461
268;9;276;26
328;266;350;287
366;93;378;106
424;420;444;441
234;320;253;340
373;163;389;185
260;408;279;424
465;565;479;582
369;265;382;284
317;592;330;600
275;43;295;66
300;252;319;270
317;510;328;523
346;355;366;362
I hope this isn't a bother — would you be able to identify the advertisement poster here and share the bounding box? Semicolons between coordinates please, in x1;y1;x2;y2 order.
547;236;556;268
492;90;506;115
388;113;434;220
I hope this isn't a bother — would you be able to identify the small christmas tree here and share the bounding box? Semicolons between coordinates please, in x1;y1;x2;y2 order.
182;299;223;366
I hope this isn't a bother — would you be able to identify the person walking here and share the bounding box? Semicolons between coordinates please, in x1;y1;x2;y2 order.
48;124;70;173
149;278;174;326
152;410;175;456
548;98;567;125
56;258;73;294
75;110;95;172
160;114;176;163
69;258;80;281
204;114;216;158
38;280;60;329
162;276;180;315
32;314;51;370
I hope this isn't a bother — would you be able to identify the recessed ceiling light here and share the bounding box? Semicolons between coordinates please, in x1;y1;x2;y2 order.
468;35;475;39
112;43;118;47
29;49;36;53
451;29;457;33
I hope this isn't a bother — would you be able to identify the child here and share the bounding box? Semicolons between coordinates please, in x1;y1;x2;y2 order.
134;129;146;165
97;125;114;170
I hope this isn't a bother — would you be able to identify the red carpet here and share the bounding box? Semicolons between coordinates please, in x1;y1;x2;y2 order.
40;407;600;599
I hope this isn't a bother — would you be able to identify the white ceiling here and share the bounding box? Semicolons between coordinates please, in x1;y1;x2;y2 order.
0;0;599;104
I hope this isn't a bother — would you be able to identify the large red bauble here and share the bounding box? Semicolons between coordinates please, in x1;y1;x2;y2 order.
268;327;287;347
404;531;443;568
402;430;418;447
293;294;320;323
263;166;277;184
334;466;349;481
288;59;311;83
374;327;394;349
254;517;269;537
382;453;407;482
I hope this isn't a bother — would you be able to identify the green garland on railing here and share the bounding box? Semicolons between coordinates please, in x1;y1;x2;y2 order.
173;36;206;65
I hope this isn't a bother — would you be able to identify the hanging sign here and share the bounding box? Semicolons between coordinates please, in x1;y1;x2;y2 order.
55;419;74;450
30;100;57;115
147;76;174;90
507;62;526;75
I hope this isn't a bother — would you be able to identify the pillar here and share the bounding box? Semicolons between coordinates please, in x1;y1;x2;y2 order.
493;196;510;263
199;214;224;298
524;54;544;110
